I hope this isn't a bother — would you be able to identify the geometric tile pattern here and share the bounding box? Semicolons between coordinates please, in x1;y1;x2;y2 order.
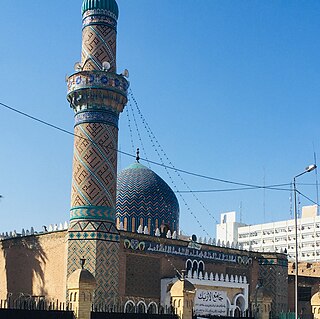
67;2;125;307
68;114;121;304
81;11;117;72
68;116;120;305
258;260;288;315
68;219;119;234
70;206;115;222
71;122;118;209
75;110;119;128
67;221;119;305
82;10;117;29
116;162;180;234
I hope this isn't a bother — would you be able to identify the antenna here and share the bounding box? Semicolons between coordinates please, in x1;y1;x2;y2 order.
74;62;82;72
102;61;111;71
122;69;129;78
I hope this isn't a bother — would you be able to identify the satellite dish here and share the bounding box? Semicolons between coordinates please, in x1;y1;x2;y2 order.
74;62;82;72
122;69;129;78
102;61;111;71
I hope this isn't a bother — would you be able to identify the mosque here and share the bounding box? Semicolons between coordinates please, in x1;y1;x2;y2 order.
0;1;292;319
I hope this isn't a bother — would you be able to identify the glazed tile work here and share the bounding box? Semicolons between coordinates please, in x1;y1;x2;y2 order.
116;163;180;234
67;0;128;305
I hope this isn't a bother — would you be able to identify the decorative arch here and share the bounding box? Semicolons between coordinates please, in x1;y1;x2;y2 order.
198;261;205;275
147;302;158;314
124;300;135;313
234;306;241;317
186;259;193;273
233;293;246;313
185;259;206;278
192;260;198;275
136;301;147;313
226;297;232;316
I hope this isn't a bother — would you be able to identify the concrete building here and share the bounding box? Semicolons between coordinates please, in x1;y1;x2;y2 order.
217;205;320;262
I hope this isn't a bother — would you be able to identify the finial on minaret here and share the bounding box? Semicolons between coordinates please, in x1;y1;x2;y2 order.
136;148;140;163
80;257;86;269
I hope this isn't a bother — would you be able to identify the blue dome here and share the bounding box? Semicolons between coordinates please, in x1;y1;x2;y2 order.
116;162;179;235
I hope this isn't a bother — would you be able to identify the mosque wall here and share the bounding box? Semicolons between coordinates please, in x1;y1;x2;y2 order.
119;231;289;314
0;231;67;301
0;226;290;316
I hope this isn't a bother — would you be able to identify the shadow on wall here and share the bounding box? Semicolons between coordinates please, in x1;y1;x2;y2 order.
2;235;48;299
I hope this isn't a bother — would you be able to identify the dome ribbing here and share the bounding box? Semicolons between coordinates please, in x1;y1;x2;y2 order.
82;0;119;19
116;162;180;234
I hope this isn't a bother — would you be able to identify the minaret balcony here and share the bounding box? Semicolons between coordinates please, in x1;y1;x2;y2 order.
67;71;129;113
67;71;128;96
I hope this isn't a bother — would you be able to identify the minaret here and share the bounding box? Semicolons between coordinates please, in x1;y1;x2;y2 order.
66;0;128;305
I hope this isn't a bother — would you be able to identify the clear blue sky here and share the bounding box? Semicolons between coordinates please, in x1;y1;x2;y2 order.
0;0;320;238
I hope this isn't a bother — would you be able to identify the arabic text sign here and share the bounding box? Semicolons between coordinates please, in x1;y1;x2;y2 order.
194;289;227;316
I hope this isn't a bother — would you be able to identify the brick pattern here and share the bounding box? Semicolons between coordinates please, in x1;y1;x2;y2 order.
82;23;117;71
259;263;288;315
67;2;126;309
125;255;160;298
67;230;119;305
68;119;120;305
71;123;118;209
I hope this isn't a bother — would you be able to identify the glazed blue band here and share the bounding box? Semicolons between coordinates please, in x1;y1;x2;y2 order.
70;205;116;222
74;110;119;127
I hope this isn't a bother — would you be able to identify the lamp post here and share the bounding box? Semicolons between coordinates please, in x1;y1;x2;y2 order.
293;164;317;319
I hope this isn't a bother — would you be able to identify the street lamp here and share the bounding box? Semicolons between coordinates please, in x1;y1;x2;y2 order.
293;164;317;319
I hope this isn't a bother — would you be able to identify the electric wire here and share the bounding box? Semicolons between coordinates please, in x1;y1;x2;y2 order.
128;90;212;237
0;100;185;277
176;184;291;193
0;100;290;191
296;190;319;207
125;106;136;155
1;100;319;274
127;99;151;169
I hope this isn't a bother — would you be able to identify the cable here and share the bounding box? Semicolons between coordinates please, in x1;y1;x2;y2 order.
127;99;151;169
0;100;292;192
128;90;212;237
176;184;292;194
0;102;75;138
125;106;136;155
296;190;319;207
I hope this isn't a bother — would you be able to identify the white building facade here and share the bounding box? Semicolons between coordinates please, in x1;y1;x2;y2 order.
216;205;320;262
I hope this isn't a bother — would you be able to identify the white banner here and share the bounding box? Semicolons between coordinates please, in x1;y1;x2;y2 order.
194;289;227;316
